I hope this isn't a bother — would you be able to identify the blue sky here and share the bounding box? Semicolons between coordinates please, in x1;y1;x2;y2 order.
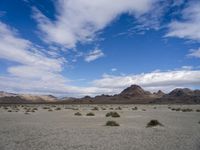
0;0;200;96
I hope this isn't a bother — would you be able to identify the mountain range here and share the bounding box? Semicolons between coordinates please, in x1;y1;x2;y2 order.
0;85;200;104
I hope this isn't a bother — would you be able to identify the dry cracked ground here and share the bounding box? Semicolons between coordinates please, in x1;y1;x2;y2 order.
0;104;200;150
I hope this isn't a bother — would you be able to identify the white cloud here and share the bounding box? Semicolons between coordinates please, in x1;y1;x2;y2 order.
93;69;200;92
0;21;110;96
33;0;156;48
187;47;200;58
84;49;104;62
111;68;117;72
166;1;200;42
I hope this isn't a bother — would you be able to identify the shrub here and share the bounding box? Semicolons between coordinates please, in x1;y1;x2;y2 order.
106;112;120;117
86;112;95;116
74;112;82;116
105;121;120;126
55;107;61;111
181;108;193;112
48;109;53;112
142;109;146;111
171;108;181;111
196;109;200;112
43;107;50;109
92;107;99;111
132;107;138;110
115;107;122;110
8;110;12;112
146;120;163;128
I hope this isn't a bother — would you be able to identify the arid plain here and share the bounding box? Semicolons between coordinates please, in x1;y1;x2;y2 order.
0;104;200;150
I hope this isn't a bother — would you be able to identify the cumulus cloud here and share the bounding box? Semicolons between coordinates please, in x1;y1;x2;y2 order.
33;0;156;48
187;47;200;58
166;1;200;42
84;49;104;62
0;21;109;96
93;69;200;92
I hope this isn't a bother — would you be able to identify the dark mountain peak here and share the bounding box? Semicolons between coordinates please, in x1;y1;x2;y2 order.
155;90;165;97
168;88;193;97
120;84;150;97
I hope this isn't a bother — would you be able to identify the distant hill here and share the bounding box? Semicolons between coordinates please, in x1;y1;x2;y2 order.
0;92;58;104
0;85;200;104
61;85;200;104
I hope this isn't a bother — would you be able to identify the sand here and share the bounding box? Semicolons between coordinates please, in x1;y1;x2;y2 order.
0;104;200;150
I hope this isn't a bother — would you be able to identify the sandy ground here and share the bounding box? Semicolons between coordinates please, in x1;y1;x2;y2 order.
0;104;200;150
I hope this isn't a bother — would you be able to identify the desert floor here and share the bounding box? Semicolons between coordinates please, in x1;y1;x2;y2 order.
0;104;200;150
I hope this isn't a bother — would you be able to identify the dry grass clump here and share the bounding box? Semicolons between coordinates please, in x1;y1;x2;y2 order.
181;108;193;112
105;121;120;126
86;112;95;116
171;108;181;111
74;112;82;116
146;120;163;128
132;107;138;110
115;107;122;110
55;107;61;111
48;109;53;112
101;107;106;110
92;107;99;111
106;112;120;118
43;107;50;109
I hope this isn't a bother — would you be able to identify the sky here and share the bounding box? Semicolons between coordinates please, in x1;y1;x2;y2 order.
0;0;200;97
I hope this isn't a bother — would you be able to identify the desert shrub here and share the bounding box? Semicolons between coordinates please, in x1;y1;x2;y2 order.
74;112;82;116
153;107;157;109
43;107;50;109
33;108;38;111
132;107;138;110
55;107;61;110
92;107;99;111
142;109;146;111
109;108;114;110
105;121;120;126
86;112;95;116
115;107;122;110
181;108;193;112
146;120;163;128
101;107;106;110
171;108;181;111
48;109;53;112
8;110;12;112
196;109;200;112
106;112;120;117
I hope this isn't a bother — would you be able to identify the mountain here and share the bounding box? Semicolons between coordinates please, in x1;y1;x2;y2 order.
0;85;200;104
62;85;200;104
0;92;58;104
62;85;162;104
153;88;200;104
119;85;153;97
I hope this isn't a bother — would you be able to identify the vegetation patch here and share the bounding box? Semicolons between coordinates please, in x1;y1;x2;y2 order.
55;107;61;111
105;121;120;126
146;120;163;128
74;112;82;116
92;107;99;111
86;112;95;116
181;108;193;112
106;112;120;118
132;107;138;110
